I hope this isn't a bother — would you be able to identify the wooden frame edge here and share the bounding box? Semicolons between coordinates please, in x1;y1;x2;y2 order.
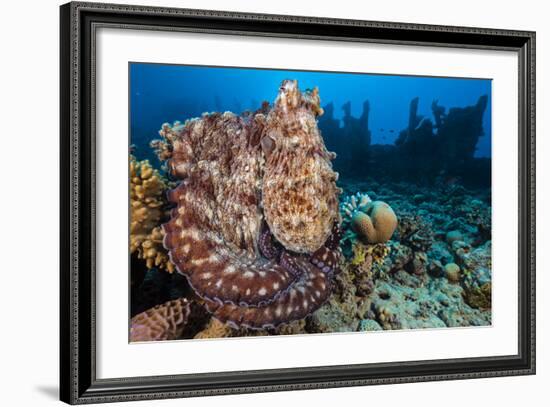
60;2;536;404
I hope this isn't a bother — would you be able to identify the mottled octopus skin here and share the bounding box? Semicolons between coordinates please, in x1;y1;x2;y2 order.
162;80;341;329
262;80;340;254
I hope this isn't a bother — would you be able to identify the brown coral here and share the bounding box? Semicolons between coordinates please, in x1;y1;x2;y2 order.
193;318;233;340
463;280;491;310
160;80;342;330
351;201;397;244
396;212;434;252
130;298;191;342
444;262;461;283
130;155;174;273
459;241;492;309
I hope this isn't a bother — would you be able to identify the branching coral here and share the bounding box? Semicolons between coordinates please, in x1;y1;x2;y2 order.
340;192;397;244
159;80;342;330
130;155;175;273
130;298;191;342
341;192;372;218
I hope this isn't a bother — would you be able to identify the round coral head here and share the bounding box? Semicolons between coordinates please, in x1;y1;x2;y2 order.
352;201;397;244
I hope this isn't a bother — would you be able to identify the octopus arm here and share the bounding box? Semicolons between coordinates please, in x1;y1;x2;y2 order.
163;206;296;307
310;223;342;274
310;245;342;274
205;261;332;330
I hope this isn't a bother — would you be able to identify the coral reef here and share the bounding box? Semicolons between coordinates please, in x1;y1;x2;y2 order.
365;274;490;330
446;230;463;245
444;262;461;283
463;267;491;310
129;76;493;341
351;202;397;244
130;298;191;342
155;81;342;329
340;192;398;244
395;212;434;252
329;179;491;332
348;242;390;296
193;318;233;340
129;171;492;339
358;319;383;331
455;241;492;309
130;155;175;273
307;298;360;332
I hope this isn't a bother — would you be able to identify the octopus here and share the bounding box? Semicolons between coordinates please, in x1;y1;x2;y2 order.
159;80;342;330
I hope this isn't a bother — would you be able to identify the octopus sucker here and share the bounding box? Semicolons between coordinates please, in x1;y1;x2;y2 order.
159;80;342;329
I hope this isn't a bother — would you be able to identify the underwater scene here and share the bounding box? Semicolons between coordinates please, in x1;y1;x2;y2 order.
129;63;492;342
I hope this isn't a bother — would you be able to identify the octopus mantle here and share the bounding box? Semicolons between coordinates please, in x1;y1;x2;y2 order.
161;80;341;329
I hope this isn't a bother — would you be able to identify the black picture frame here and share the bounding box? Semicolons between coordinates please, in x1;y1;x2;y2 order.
60;1;536;404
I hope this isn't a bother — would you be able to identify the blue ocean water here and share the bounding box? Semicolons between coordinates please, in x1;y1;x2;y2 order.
130;62;491;165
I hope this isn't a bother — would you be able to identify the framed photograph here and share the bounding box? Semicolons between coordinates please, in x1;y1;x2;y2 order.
60;1;536;404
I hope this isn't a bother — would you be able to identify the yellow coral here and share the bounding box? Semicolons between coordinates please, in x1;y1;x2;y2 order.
194;318;234;339
276;319;308;336
130;155;175;273
352;242;390;266
350;242;390;276
350;242;368;267
369;243;391;264
348;241;391;297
